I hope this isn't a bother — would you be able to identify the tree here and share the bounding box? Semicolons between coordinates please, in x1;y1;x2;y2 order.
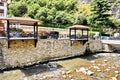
88;0;111;35
27;4;40;18
35;8;48;22
74;14;87;25
8;1;27;17
8;0;78;28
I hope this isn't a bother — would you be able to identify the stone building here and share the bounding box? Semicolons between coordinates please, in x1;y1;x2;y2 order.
0;0;11;32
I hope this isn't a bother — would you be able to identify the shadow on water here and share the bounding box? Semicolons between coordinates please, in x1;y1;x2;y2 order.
0;61;63;77
20;62;63;77
20;53;103;77
79;53;104;61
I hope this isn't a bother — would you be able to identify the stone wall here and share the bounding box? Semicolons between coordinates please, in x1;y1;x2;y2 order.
0;39;103;69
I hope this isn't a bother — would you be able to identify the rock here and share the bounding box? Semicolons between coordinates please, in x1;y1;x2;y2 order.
33;74;37;79
104;59;108;62
91;60;95;63
76;69;80;73
106;68;110;72
79;67;87;74
66;70;71;74
61;71;65;75
70;78;74;80
87;70;94;76
69;75;72;78
23;77;28;80
97;69;101;72
93;55;99;58
47;62;57;68
97;64;101;66
62;75;66;78
4;71;10;74
43;76;47;79
112;77;117;80
35;64;39;67
93;66;100;69
115;71;119;74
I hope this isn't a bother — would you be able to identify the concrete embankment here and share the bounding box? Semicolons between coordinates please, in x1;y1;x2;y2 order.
0;39;103;69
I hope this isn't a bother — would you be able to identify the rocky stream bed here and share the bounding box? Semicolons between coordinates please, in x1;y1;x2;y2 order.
0;52;120;80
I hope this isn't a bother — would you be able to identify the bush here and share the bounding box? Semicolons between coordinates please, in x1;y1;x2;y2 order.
39;23;71;28
74;14;87;25
92;28;100;32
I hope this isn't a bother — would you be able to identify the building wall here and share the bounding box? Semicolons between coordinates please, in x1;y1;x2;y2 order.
0;2;7;17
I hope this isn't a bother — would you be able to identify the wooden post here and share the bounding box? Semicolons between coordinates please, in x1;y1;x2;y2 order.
75;28;76;40
36;22;38;39
69;28;71;39
33;23;36;47
87;29;89;40
34;23;35;38
82;29;83;36
35;22;38;47
7;20;10;48
69;28;72;46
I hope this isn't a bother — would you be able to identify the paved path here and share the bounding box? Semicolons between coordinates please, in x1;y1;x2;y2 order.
101;40;120;51
101;40;120;45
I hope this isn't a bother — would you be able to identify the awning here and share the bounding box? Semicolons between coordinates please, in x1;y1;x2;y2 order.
69;25;90;30
0;17;43;25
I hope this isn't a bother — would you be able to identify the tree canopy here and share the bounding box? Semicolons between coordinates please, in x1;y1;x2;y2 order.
8;0;120;28
88;0;111;27
8;0;87;26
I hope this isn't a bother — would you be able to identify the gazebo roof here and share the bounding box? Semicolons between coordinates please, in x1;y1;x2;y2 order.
69;25;90;30
0;17;43;25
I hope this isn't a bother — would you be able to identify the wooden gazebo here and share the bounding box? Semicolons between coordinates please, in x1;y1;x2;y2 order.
69;25;90;46
0;17;43;48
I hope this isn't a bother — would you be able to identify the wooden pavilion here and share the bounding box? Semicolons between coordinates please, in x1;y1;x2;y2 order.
0;17;43;48
69;25;90;46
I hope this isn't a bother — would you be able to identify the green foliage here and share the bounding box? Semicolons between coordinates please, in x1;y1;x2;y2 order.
8;1;27;17
78;4;91;16
88;0;111;27
110;18;120;28
74;14;87;25
92;28;100;32
39;23;71;28
88;0;111;35
8;0;120;29
27;4;40;18
8;0;87;28
54;11;74;25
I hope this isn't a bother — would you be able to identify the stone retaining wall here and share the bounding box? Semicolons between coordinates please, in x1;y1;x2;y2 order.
0;39;103;69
